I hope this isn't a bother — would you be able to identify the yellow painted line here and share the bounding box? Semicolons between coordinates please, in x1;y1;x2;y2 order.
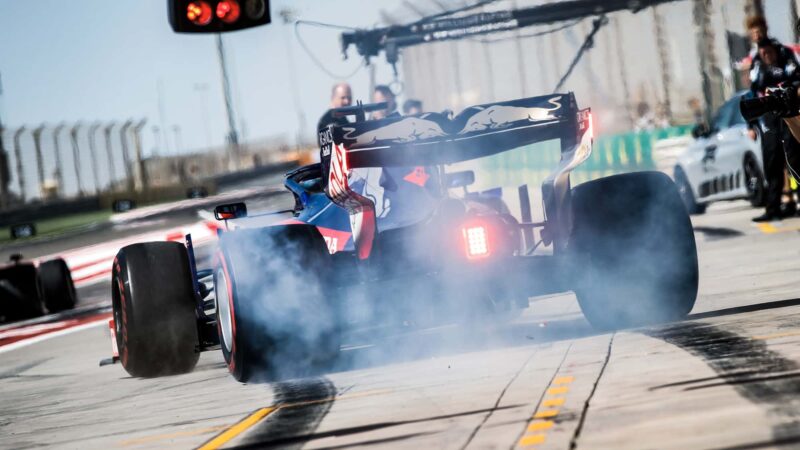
123;389;389;450
553;376;574;385
757;223;780;234
519;434;546;446
542;397;565;407
119;426;228;447
196;407;277;450
547;386;569;395
752;330;800;340
533;409;559;419
527;420;554;432
756;222;800;234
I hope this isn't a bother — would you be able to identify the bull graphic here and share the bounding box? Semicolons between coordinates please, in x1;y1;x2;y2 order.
344;117;447;146
459;97;563;134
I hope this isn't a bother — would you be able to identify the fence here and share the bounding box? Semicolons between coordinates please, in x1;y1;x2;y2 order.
0;121;297;212
0;120;147;209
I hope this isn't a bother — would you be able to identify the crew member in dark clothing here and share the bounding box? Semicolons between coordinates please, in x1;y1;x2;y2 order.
750;38;800;222
317;82;353;133
318;82;353;184
371;85;399;120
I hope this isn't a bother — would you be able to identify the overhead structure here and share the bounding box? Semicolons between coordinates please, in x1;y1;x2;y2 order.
341;0;684;69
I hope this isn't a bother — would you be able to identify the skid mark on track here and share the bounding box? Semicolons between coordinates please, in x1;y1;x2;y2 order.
568;334;614;450
235;377;337;449
230;405;524;449
0;358;52;379
649;322;800;446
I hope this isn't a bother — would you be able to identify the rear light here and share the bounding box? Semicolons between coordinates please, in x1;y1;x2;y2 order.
462;224;490;259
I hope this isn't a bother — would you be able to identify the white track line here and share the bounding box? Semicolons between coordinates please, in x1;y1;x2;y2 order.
0;317;109;355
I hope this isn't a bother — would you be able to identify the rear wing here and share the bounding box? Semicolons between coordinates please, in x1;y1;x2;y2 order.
320;92;593;259
326;92;586;169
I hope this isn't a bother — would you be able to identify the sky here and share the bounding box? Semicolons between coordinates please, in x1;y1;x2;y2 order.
0;0;406;156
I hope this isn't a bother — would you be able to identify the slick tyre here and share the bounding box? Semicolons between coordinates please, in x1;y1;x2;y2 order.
1;263;46;321
39;258;77;313
215;225;340;382
570;171;698;330
112;242;199;377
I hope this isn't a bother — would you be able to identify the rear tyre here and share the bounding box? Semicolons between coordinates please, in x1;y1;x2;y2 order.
0;263;46;321
570;171;698;330
744;155;766;207
674;167;706;215
215;225;340;382
39;258;77;313
112;242;199;377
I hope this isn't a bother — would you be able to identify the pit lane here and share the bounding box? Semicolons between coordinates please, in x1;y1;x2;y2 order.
3;199;800;449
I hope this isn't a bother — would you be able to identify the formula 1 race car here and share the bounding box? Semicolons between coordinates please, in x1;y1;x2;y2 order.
110;93;699;381
0;254;77;322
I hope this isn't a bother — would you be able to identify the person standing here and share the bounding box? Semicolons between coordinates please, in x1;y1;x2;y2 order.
371;85;398;120
750;37;800;221
318;82;353;132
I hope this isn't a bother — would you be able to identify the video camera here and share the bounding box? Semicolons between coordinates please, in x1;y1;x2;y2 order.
740;85;800;121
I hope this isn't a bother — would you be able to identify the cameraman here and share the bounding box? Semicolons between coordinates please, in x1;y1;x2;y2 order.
749;38;800;222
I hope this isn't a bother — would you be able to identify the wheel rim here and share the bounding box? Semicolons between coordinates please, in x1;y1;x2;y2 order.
215;268;234;353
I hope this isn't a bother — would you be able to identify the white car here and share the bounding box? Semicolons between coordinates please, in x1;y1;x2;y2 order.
673;92;766;214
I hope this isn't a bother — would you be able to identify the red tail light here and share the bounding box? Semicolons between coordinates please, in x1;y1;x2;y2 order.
462;223;491;259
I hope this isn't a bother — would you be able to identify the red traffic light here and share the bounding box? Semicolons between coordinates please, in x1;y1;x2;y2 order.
216;0;241;24
186;1;212;26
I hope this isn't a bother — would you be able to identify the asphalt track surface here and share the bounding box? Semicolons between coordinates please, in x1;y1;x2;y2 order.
4;199;800;449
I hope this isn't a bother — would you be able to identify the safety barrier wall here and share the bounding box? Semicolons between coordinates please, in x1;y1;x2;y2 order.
468;125;693;190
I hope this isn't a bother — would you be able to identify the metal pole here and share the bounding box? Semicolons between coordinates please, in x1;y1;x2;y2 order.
215;34;240;169
120;120;134;192
87;122;102;195
31;126;45;199
403;0;445;109
157;78;170;154
69;123;84;197
511;0;528;97
0;126;8;209
695;0;722;125
51;123;66;193
652;5;673;123
744;0;764;17
613;17;634;128
31;125;46;200
13;127;26;202
103;123;117;190
172;125;182;153
192;83;212;149
0;71;6;208
279;8;307;148
133;119;148;192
